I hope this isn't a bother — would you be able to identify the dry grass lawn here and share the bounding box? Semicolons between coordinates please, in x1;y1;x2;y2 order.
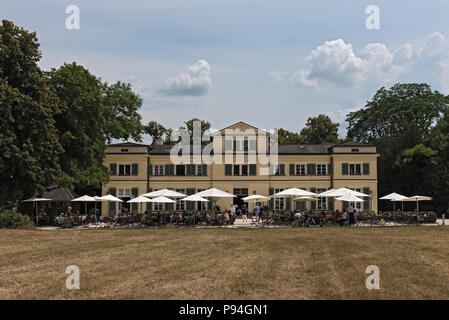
0;226;448;299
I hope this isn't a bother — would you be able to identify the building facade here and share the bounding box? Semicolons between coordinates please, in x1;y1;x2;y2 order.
102;122;379;216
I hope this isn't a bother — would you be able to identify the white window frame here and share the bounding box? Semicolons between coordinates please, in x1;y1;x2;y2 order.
175;189;185;211
274;188;285;210
154;165;164;176
317;164;327;175
349;163;362;175
118;164;131;176
296;164;305;175
316;188;327;210
196;189;207;211
349;188;362;210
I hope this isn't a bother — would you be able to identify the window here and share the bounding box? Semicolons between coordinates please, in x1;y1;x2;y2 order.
118;164;131;176
176;165;186;176
153;202;163;211
349;188;362;210
120;149;128;152
241;165;248;176
233;165;240;176
271;164;284;176
296;164;305;176
196;165;202;176
175;189;185;211
351;148;359;152
196;189;207;211
233;139;248;151
274;188;285;210
118;189;131;197
154;165;164;176
317;188;327;210
349;164;361;175
243;140;248;151
317;164;327;175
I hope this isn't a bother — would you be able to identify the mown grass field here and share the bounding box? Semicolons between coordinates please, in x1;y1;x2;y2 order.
0;226;448;299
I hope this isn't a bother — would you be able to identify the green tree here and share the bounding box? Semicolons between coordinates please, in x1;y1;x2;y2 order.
102;81;143;143
46;63;109;193
299;114;340;144
0;20;62;206
144;120;168;144
277;128;302;145
346;83;449;212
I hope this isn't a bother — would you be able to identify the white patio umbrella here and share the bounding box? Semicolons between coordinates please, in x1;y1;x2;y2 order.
97;194;123;216
22;197;52;226
336;194;365;202
141;188;186;198
195;188;236;212
293;196;317;201
242;194;270;202
182;194;209;202
380;192;408;211
71;195;96;215
272;188;318;197
404;195;432;211
127;196;153;214
318;187;369;198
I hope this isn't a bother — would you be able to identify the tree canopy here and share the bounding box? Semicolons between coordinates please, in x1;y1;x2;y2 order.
0;19;62;207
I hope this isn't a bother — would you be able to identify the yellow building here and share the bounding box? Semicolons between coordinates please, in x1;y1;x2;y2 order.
102;122;379;216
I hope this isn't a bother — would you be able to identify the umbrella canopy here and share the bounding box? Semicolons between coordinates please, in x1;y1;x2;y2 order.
127;196;153;203
379;192;408;201
293;196;317;201
195;188;236;198
22;197;52;202
318;187;369;198
272;188;317;197
242;194;270;202
182;194;209;202
71;195;96;202
336;194;364;202
404;195;432;201
141;189;186;198
151;196;176;203
98;194;123;202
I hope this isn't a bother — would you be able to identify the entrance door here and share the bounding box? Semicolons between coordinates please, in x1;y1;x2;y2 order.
233;188;248;214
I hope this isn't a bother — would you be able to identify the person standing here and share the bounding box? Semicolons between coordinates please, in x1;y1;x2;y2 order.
254;203;261;221
240;206;247;222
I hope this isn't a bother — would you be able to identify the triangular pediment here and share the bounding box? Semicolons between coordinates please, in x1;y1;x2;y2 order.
212;121;268;136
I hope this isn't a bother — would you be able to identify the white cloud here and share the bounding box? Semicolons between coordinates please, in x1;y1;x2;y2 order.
393;43;414;64
158;59;212;97
267;71;288;83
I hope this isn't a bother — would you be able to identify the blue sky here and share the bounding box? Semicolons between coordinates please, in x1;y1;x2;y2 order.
2;0;449;142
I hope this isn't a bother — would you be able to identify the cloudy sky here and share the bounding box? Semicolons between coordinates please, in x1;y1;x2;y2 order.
2;0;449;142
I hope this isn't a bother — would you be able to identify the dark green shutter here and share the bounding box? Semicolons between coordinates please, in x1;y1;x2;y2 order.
289;164;295;176
186;188;195;211
148;164;153;176
342;163;349;175
202;164;207;176
187;164;195;176
327;164;333;175
363;163;370;175
249;164;257;176
363;187;371;212
279;164;285;176
328;187;334;210
165;164;174;176
108;188;117;216
110;163;117;176
296;201;305;211
131;188;139;213
225;164;232;176
307;164;315;175
131;163;138;176
310;187;316;210
146;188;152;211
285;197;290;211
269;187;274;210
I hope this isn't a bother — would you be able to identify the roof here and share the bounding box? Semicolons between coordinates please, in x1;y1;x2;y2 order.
108;141;150;147
334;141;374;147
278;144;332;154
212;121;269;136
42;187;78;202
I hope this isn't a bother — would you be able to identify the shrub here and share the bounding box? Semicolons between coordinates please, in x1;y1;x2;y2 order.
426;212;437;223
0;211;34;229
